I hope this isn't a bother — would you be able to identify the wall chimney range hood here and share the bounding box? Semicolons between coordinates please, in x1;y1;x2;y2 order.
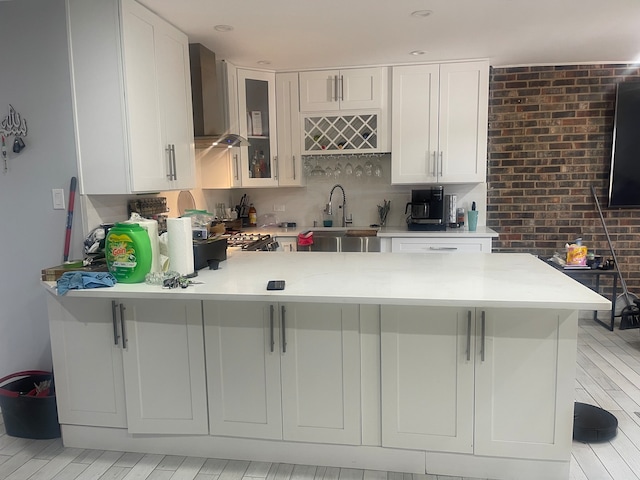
189;43;249;149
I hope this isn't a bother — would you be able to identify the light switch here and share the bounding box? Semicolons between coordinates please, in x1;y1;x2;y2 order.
52;188;65;210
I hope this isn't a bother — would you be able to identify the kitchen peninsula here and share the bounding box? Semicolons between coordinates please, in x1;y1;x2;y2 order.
44;252;610;480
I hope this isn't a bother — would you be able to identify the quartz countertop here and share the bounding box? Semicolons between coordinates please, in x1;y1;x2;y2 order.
244;225;498;238
43;252;610;310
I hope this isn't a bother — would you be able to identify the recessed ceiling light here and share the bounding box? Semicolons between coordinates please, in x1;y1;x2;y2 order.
411;10;433;18
410;50;426;56
257;60;271;65
214;24;234;32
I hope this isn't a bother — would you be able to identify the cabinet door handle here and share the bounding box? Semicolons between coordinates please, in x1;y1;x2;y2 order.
172;144;178;181
432;151;437;176
281;305;287;353
111;300;120;346
292;155;296;180
120;303;127;349
439;151;443;177
429;247;458;251
269;305;275;353
466;310;472;362
166;145;174;180
334;75;339;102
340;75;344;101
274;155;278;180
233;153;239;181
480;310;486;362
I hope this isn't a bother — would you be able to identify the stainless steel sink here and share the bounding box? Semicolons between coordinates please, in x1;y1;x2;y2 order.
300;230;380;252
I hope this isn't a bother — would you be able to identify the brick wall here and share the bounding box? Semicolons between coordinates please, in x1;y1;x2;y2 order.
487;64;640;295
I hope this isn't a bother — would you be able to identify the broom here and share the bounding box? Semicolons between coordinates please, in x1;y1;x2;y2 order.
591;185;640;329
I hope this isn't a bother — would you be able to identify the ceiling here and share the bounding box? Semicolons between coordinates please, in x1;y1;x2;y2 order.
139;0;640;71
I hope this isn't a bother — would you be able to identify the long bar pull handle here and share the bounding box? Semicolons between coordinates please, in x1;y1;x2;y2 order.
432;151;437;177
481;311;486;362
120;303;127;349
166;145;174;180
269;305;275;353
274;156;278;180
172;144;178;181
281;305;287;353
340;75;344;101
439;151;443;177
292;155;296;180
111;300;120;346
334;75;339;102
466;311;472;362
429;247;458;251
234;153;239;181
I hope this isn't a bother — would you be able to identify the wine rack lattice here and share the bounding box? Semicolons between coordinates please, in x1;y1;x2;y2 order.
303;113;382;153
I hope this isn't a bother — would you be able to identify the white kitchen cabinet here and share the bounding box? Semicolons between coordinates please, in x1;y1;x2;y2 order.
474;308;577;461
238;69;279;187
381;306;474;453
390;236;492;253
276;73;304;186
381;306;577;461
120;299;208;435
204;301;361;445
47;296;127;428
67;0;195;194
299;68;387;112
47;295;207;435
391;61;488;184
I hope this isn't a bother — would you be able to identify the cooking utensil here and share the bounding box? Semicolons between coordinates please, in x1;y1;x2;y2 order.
591;185;640;329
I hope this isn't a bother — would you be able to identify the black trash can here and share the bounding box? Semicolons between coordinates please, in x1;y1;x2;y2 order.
0;370;61;439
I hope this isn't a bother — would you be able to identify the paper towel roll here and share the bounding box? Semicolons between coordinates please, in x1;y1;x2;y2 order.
167;217;194;275
125;215;161;273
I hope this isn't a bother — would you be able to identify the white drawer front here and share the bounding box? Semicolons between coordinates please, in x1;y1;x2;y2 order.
391;237;490;253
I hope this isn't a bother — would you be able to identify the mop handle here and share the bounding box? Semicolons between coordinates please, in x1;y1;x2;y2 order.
590;185;632;307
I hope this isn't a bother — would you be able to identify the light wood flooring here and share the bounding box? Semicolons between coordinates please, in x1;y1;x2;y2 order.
2;317;640;480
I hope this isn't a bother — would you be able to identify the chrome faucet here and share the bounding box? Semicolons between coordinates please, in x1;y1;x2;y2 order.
325;184;347;227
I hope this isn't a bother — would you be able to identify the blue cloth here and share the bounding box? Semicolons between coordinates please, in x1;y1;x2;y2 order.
57;271;117;295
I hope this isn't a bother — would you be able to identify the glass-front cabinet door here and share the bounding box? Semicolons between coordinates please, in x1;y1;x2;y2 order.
237;69;278;187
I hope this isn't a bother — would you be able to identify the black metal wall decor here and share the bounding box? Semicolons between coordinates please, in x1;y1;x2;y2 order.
0;104;28;173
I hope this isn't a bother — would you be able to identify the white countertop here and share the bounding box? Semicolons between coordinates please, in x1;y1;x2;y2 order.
45;252;610;310
248;225;499;238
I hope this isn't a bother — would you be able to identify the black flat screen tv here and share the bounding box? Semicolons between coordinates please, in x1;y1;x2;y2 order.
608;82;640;208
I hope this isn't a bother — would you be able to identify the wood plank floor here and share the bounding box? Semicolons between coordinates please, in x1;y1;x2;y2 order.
1;316;640;480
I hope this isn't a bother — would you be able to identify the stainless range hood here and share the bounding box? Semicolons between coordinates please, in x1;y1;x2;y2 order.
189;43;249;149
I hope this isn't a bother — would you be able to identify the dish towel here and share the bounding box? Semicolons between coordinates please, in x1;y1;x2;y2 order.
57;271;118;296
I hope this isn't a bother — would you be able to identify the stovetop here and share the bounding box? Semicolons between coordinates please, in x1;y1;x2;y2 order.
226;233;277;251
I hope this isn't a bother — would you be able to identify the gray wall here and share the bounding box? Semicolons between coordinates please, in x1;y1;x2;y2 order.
0;0;82;377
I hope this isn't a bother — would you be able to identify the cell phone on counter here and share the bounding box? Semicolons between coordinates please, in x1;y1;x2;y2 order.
267;280;285;290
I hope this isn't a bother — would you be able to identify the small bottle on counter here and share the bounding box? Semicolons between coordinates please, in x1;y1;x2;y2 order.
248;204;257;227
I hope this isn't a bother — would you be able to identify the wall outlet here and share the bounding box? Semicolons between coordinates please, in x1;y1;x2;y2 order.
273;204;286;212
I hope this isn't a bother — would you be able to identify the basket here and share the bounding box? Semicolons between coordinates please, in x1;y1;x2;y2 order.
0;370;61;439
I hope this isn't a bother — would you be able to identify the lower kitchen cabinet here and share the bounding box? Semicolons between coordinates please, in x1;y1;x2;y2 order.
47;296;127;428
203;301;361;445
381;306;576;461
120;299;208;435
47;296;208;435
381;306;474;453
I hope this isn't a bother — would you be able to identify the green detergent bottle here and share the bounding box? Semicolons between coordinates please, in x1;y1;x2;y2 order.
105;223;152;283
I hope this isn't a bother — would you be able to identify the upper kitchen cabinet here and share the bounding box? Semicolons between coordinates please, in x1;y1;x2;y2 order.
67;0;195;194
237;69;279;187
276;73;304;187
299;67;387;112
391;61;489;184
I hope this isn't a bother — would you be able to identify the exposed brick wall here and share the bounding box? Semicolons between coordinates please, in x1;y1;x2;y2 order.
487;64;640;296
